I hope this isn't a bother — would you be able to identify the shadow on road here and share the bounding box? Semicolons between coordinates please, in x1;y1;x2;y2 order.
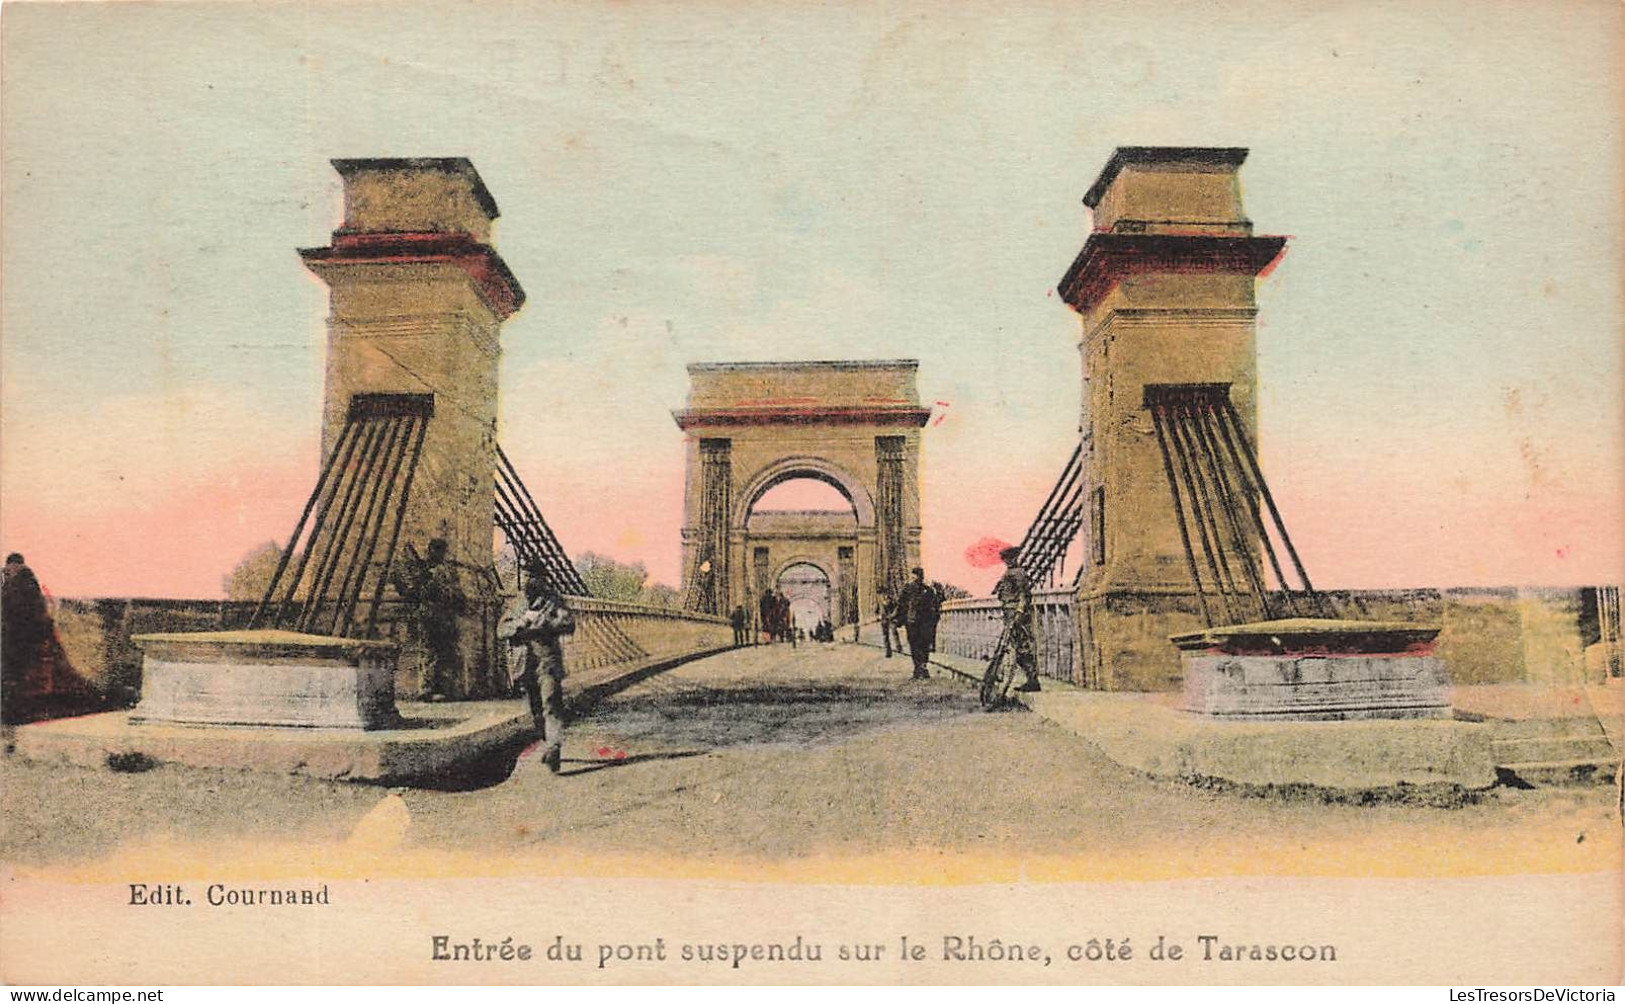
582;680;978;752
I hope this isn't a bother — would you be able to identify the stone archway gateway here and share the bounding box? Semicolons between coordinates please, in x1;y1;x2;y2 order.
674;360;928;625
776;561;834;632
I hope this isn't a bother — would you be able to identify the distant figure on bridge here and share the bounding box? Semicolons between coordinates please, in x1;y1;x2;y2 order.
897;567;943;680
729;605;748;646
877;588;900;658
393;538;465;700
994;546;1041;693
499;565;577;775
758;590;776;644
778;593;793;643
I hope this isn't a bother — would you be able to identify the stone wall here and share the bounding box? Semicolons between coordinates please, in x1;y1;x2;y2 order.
927;585;1621;693
50;594;734;710
53;598;260;707
1329;587;1610;688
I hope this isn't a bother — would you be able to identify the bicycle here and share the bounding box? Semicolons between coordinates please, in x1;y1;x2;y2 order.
978;631;1018;710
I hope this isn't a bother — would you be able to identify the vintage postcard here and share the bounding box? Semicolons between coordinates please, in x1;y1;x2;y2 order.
1;0;1620;987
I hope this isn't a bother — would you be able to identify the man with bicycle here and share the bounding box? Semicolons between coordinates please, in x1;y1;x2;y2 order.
993;546;1041;693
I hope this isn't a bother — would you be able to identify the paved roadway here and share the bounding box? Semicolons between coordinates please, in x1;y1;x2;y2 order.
2;642;1619;877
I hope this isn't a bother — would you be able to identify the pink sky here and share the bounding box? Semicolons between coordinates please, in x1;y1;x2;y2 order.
4;412;1619;601
2;2;1619;601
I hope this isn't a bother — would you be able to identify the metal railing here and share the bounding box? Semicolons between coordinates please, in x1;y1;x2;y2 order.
933;588;1078;684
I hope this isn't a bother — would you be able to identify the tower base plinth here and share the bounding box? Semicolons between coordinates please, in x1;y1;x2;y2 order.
1172;619;1449;721
131;630;400;730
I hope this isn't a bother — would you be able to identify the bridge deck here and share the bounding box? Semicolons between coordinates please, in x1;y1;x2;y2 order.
1;642;1617;880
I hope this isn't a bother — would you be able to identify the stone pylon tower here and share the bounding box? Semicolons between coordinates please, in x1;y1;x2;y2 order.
1057;147;1286;690
299;158;525;696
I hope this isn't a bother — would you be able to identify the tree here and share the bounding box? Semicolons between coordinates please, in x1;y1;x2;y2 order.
575;551;648;603
938;583;972;600
223;541;284;601
640;582;682;610
497;544;680;607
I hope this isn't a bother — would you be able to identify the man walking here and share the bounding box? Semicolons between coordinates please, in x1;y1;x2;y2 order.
993;546;1041;692
499;566;577;774
729;604;747;646
897;567;942;680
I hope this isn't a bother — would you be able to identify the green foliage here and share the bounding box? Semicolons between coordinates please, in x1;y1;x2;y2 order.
496;543;679;608
570;551;684;608
575;551;649;603
640;582;681;610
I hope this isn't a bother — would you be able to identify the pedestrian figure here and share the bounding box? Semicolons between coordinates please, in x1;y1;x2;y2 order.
729;604;747;646
2;553;87;724
393;538;465;700
499;565;577;774
993;546;1041;692
897;567;942;680
759;590;776;644
878;587;899;658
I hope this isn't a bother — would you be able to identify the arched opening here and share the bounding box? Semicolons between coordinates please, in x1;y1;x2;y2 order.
776;561;832;633
745;475;859;528
734;457;875;530
736;464;867;633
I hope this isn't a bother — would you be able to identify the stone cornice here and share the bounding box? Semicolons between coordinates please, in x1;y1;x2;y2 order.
687;359;918;374
1056;233;1286;315
672;405;932;430
331;158;500;218
300;231;526;320
734;528;863;541
1083;147;1250;209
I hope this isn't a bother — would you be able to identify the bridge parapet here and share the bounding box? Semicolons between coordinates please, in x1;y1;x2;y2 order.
935;589;1079;685
558;598;732;688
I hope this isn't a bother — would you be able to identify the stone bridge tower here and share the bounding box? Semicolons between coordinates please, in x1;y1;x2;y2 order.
299;158;525;696
673;360;928;627
1057;147;1286;690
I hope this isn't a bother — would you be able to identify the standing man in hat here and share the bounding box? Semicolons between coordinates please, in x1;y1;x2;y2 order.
499;565;576;774
897;566;942;680
993;546;1041;692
